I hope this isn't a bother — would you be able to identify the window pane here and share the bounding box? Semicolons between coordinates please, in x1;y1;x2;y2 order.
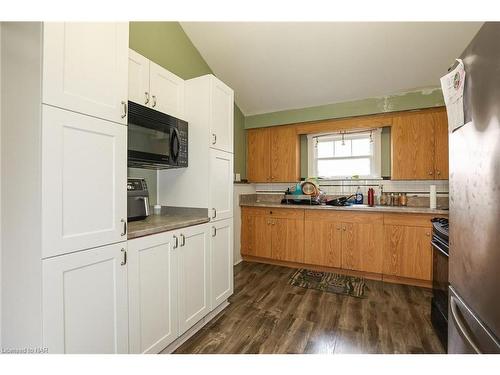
317;141;333;158
317;158;371;177
352;138;371;156
334;140;351;157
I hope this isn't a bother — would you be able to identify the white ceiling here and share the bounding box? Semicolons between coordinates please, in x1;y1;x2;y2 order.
180;22;483;116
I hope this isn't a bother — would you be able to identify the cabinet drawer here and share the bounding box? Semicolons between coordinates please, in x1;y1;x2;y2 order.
384;213;445;227
241;206;304;219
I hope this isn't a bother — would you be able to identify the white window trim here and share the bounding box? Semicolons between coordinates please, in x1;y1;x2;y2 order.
307;129;382;179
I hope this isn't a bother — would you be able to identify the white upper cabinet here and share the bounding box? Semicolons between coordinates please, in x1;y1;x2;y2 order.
209;77;234;153
42;242;129;354
209;149;234;221
210;219;233;309
128;232;179;354
150;61;185;119
41;106;127;258
177;224;211;335
128;49;151;107
42;22;129;125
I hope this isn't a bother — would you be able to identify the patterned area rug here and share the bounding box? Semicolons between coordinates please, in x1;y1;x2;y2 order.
289;268;368;298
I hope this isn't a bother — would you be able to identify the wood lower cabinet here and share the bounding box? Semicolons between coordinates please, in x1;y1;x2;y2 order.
383;214;434;281
304;211;342;268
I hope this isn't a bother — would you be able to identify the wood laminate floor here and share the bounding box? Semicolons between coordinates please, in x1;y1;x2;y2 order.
174;261;444;354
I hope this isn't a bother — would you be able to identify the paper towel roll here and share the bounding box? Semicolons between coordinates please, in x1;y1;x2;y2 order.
430;185;437;209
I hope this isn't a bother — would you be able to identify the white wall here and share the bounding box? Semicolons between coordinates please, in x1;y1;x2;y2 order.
233;183;255;265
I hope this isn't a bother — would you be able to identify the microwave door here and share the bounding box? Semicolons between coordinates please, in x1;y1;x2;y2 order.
128;122;171;164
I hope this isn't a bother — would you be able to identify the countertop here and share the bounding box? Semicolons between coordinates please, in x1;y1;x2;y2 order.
240;201;449;215
127;206;210;240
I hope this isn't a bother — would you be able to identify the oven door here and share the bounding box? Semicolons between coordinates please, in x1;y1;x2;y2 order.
432;235;449;315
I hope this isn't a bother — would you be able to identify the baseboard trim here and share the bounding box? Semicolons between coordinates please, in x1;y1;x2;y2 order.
242;256;431;288
160;300;230;354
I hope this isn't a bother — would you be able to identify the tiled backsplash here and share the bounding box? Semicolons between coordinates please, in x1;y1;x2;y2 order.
254;179;449;197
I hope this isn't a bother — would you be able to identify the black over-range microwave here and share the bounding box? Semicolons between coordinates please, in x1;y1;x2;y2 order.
127;101;188;169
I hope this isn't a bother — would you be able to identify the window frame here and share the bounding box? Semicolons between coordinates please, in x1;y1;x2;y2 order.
307;129;382;179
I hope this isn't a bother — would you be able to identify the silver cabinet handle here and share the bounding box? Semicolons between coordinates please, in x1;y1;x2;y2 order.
152;95;157;108
144;91;150;105
437;170;441;176
120;248;127;266
180;234;186;247
429;171;433;176
121;218;127;236
173;235;179;249
121;101;127;118
212;226;217;237
212;208;217;219
212;133;217;145
450;295;482;353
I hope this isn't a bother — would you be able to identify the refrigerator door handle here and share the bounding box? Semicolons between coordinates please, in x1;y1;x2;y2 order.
450;295;482;353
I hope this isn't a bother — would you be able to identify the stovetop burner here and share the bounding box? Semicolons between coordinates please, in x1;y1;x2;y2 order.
431;217;449;243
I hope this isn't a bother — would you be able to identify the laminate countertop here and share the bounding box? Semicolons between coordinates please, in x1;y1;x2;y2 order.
240;201;449;215
127;206;210;240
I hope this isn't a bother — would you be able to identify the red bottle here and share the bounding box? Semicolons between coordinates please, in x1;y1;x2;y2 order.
368;188;375;206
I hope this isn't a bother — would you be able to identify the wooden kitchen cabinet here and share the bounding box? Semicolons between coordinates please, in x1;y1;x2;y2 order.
246;126;300;183
383;214;434;281
340;212;384;274
391;108;449;180
304;211;342;268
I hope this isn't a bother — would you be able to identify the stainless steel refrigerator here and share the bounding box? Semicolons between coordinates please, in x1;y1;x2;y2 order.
448;22;500;354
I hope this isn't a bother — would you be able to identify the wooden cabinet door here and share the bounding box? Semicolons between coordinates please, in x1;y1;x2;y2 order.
383;225;432;281
42;242;128;353
434;109;449;179
391;112;436;179
128;232;178;354
270;126;300;182
253;215;272;259
149;61;185;119
43;22;129;124
177;224;210;335
210;219;234;309
240;209;255;256
271;217;304;263
209;77;234;153
41;106;127;258
304;214;342;268
341;214;384;274
128;49;151;107
247;128;271;182
209;149;234;221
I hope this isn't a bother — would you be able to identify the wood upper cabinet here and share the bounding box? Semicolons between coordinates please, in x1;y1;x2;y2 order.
383;214;434;281
391;108;449;180
304;211;342;268
340;213;384;274
247;126;300;183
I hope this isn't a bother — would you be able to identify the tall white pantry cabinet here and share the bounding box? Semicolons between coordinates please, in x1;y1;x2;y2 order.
1;22;129;352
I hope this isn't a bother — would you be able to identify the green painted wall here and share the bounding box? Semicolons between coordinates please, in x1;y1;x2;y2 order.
245;88;445;129
128;22;246;180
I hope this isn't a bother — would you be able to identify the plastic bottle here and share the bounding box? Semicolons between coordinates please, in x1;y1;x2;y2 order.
355;186;363;204
368;188;375;206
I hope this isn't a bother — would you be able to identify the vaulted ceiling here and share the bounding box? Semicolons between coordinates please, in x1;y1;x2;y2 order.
180;22;483;116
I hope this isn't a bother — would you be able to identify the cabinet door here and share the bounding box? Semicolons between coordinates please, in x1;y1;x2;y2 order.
247;128;271;182
391;112;436;179
177;224;211;335
341;216;384;274
128;233;178;354
434;110;449;179
149;61;185;119
304;215;342;268
240;209;255;256
270;126;300;182
383;225;432;281
42;242;128;354
128;49;151;107
271;217;305;263
209;149;234;221
253;216;273;259
209;77;234;153
210;219;234;309
43;22;129;124
41;106;127;258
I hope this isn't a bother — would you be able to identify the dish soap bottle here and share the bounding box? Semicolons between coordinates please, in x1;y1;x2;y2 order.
355;186;363;204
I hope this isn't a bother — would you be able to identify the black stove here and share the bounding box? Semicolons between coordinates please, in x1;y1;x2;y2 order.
431;217;449;244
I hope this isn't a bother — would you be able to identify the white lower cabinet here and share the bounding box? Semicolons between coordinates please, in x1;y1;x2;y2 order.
176;224;211;335
128;232;178;354
210;219;234;309
42;242;129;354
